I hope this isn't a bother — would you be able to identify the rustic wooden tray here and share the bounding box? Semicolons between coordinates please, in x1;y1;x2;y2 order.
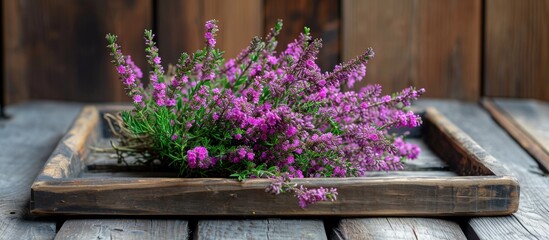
30;105;519;216
483;98;549;172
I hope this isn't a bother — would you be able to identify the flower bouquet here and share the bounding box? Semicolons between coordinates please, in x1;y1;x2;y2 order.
105;20;424;208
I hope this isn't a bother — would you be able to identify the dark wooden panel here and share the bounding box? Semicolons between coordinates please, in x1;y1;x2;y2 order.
55;219;189;240
416;100;549;240
157;0;263;66
195;219;327;240
334;218;466;240
3;0;29;104
264;0;340;71
484;1;549;101
343;0;481;101
3;0;152;103
0;102;82;239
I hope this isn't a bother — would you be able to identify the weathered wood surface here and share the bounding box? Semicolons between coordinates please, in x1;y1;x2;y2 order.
424;107;515;177
264;0;340;72
195;219;326;240
484;1;549;101
32;175;517;217
483;98;549;172
55;219;188;240
342;0;481;101
416;100;549;240
30;106;518;216
35;106;99;180
3;0;152;103
157;0;263;64
0;102;82;240
333;218;466;240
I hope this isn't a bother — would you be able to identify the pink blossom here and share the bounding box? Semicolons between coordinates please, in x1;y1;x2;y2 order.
133;94;143;103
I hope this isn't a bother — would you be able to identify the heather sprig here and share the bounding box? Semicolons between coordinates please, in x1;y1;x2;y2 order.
105;19;425;208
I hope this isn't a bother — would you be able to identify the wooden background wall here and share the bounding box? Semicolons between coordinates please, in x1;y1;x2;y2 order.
2;0;548;104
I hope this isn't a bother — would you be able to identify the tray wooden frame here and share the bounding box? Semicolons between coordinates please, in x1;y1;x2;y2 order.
30;105;519;216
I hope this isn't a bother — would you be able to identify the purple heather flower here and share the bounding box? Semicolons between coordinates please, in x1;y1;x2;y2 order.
234;134;242;140
153;56;161;65
156;98;165;107
196;146;208;160
133;94;143;103
124;74;136;85
187;146;211;169
204;32;216;47
296;186;338;208
171;134;178;141
126;56;143;78
166;98;176;107
204;20;218;47
267;55;278;65
205;20;216;31
150;74;158;83
286;155;295;164
117;65;126;74
286;126;297;137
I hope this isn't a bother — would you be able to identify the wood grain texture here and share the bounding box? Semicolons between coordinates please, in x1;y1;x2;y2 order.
3;0;152;103
342;0;481;101
484;1;549;101
483;98;549;172
55;219;188;240
36;106;99;180
195;219;326;240
424;107;515;177
416;100;549;240
157;0;263;66
264;0;340;71
31;175;518;216
334;218;466;240
3;0;29;104
0;102;82;240
30;106;518;216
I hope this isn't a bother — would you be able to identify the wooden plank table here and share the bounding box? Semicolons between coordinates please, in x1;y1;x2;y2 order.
1;100;547;240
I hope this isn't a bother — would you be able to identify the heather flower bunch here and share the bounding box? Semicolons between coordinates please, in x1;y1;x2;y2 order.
105;20;425;208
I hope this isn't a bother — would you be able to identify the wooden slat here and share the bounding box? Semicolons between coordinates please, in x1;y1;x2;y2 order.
156;0;263;65
416;100;549;239
483;98;549;172
3;0;29;104
424;107;514;177
342;0;481;101
334;218;466;240
484;1;549;101
195;219;326;240
0;102;82;239
31;175;517;216
3;0;152;103
36;106;99;180
264;0;340;71
55;219;188;240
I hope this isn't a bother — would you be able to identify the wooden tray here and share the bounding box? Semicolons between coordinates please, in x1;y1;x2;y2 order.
483;98;549;172
30;105;519;216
